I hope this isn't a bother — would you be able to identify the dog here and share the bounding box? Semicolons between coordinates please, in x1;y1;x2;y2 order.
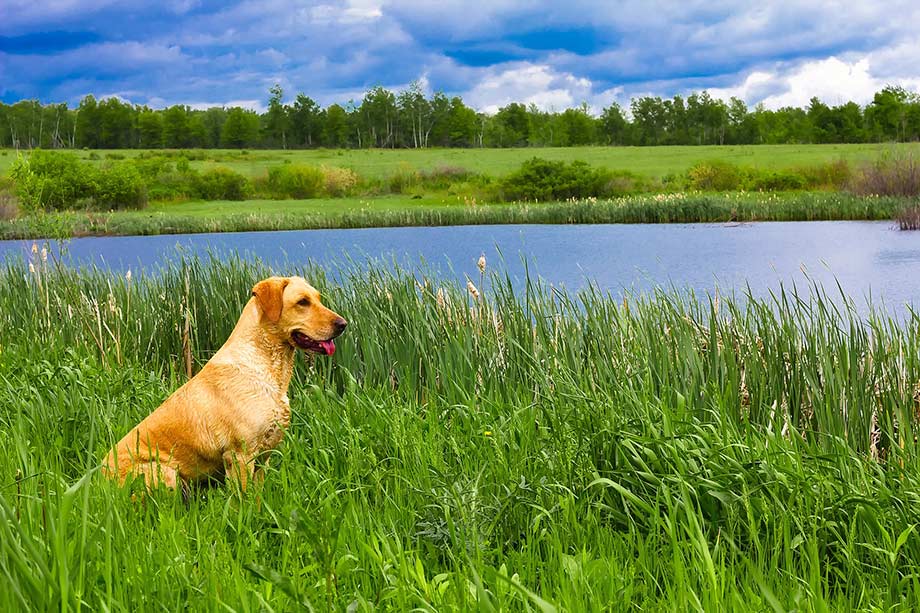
103;275;347;492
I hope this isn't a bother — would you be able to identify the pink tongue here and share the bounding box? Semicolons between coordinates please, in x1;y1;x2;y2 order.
320;340;336;356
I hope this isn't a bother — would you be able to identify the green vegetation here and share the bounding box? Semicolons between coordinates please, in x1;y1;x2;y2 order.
9;149;146;212
2;143;916;179
0;192;901;240
1;145;916;238
2;256;920;610
4;84;920;150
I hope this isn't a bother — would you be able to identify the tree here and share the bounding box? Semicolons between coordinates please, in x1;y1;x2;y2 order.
868;86;910;141
631;96;667;145
397;81;431;148
322;104;349;148
600;102;629;145
75;95;101;148
663;96;689;145
201;107;228;148
558;104;597;146
291;93;321;147
426;91;451;147
98;97;134;148
220;107;260;148
162;105;190;148
359;86;398;148
445;96;477;147
264;84;290;148
491;103;530;147
137;110;163;148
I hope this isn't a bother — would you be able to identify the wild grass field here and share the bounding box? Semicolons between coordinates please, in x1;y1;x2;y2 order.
3;254;920;610
2;143;916;179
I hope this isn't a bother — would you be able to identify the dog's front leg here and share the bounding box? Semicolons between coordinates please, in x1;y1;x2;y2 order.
223;449;256;492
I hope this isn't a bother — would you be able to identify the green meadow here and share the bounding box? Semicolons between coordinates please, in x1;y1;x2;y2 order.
2;255;920;610
2;143;916;239
2;143;915;179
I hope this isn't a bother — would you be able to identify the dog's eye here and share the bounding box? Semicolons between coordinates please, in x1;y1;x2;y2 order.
298;298;311;307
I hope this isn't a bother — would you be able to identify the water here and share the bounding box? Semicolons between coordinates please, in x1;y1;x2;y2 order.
2;221;918;315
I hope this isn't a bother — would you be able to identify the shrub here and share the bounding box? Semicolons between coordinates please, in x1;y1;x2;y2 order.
497;158;616;202
10;150;93;212
105;152;126;160
131;156;174;180
90;163;147;209
193;167;251;200
9;150;146;211
388;163;420;194
320;165;359;197
750;170;807;191
686;160;744;191
603;170;649;197
266;163;325;198
797;159;851;190
849;152;920;197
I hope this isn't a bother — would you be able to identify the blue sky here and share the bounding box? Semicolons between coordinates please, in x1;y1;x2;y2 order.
2;1;920;113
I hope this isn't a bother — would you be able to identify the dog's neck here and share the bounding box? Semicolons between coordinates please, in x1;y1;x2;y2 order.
213;298;296;397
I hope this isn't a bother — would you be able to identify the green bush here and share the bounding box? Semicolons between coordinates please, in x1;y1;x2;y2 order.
685;160;744;191
193;167;250;200
266;163;325;198
387;163;420;194
797;159;851;189
90;163;147;209
750;170;807;191
320;165;359;197
131;156;174;180
497;158;618;201
9;150;146;211
10;150;93;212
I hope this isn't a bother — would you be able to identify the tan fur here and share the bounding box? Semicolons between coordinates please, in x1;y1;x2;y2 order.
103;276;346;491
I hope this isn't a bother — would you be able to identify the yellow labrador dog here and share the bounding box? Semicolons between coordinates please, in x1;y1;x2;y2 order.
104;276;346;491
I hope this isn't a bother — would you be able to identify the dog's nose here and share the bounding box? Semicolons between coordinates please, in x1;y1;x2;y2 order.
333;317;348;334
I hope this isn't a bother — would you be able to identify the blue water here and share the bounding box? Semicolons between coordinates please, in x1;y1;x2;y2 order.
2;221;919;314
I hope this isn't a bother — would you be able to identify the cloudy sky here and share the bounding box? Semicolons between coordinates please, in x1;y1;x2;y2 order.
2;1;920;113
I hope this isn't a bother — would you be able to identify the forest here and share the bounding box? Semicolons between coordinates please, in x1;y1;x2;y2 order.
2;82;920;150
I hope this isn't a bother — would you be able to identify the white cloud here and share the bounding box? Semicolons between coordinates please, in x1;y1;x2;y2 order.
464;64;593;113
6;0;920;113
707;56;920;109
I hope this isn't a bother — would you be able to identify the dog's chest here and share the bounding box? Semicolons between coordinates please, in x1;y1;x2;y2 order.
256;393;290;450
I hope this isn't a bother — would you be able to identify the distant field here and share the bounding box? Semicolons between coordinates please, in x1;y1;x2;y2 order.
2;143;917;179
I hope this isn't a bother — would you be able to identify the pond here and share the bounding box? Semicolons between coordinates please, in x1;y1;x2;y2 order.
1;221;918;315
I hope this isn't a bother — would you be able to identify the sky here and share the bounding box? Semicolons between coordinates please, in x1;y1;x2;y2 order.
2;0;920;114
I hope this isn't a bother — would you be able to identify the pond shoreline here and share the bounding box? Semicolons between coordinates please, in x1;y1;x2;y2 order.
0;192;903;240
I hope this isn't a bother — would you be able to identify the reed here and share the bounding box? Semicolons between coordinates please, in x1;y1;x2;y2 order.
0;192;903;240
1;255;920;610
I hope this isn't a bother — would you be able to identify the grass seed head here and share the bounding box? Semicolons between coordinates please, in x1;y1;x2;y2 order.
467;279;480;300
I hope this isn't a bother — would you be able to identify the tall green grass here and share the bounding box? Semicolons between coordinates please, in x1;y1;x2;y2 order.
2;255;920;610
0;192;902;240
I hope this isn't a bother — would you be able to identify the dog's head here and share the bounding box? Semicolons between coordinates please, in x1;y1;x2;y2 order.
251;276;347;355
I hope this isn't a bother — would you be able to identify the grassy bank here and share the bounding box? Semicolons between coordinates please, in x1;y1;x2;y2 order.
0;192;903;240
2;256;920;610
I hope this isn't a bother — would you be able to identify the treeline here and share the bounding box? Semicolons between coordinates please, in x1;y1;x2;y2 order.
3;82;920;150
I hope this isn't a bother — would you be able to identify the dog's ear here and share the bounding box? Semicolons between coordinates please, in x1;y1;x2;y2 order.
251;277;289;323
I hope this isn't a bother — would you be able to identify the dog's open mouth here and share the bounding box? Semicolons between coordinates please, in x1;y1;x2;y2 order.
291;331;336;356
